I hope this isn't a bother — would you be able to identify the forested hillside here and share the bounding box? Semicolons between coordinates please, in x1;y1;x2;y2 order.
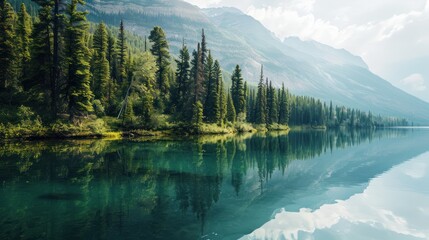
0;0;407;139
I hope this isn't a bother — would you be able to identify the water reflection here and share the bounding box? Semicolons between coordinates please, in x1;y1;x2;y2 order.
242;151;429;240
0;129;423;240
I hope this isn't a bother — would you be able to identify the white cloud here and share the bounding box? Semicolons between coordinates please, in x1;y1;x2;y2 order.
242;152;429;240
400;74;427;92
376;12;421;42
246;5;343;44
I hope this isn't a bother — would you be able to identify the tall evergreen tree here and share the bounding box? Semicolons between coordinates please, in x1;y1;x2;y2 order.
254;65;267;124
16;3;32;81
230;65;246;119
278;83;290;125
66;0;93;119
191;43;204;104
52;0;65;117
217;62;226;126
26;1;52;113
226;91;236;123
92;22;110;104
267;81;278;124
173;41;190;117
201;29;207;81
192;100;203;129
117;20;127;83
247;89;256;122
106;29;117;111
0;0;16;92
203;52;219;123
107;29;116;80
149;26;171;112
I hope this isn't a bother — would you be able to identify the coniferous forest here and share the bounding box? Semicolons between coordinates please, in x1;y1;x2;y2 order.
0;0;408;139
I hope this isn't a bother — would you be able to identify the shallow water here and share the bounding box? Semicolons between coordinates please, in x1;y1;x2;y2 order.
1;129;428;240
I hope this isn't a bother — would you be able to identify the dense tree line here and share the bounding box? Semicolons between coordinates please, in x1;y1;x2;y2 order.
0;0;407;133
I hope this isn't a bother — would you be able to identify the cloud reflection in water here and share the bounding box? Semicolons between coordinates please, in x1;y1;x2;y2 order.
242;152;429;240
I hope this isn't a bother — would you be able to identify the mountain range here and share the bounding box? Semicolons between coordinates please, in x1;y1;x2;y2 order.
84;0;429;124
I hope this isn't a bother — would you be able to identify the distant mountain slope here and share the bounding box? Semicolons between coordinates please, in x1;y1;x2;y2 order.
81;1;429;123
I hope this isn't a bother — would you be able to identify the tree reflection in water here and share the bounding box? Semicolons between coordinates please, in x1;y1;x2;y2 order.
0;129;408;240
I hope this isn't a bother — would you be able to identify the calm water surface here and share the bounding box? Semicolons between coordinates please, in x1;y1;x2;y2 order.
1;129;429;240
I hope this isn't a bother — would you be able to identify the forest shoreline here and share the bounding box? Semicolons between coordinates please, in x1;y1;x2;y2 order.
0;120;293;141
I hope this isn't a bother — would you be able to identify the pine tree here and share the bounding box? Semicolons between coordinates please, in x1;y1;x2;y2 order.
106;29;117;111
226;91;236;123
201;29;207;81
173;41;190;117
254;65;267;124
0;0;16;92
267;81;278;124
149;26;171;112
278;83;290;125
107;29;116;80
26;1;52;113
92;22;110;105
117;20;127;83
191;43;204;104
204;52;219;123
192;100;203;130
66;0;93;119
247;89;256;122
217;63;226;126
230;65;246;120
52;0;65;118
16;3;32;81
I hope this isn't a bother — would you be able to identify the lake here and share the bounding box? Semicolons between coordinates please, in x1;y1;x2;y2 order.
1;129;429;240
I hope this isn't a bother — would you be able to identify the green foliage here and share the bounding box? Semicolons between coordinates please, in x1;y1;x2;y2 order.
203;53;220;123
172;42;191;119
0;3;410;138
122;98;135;127
49;118;107;136
197;123;234;134
191;44;205;105
132;51;157;126
267;81;278;125
25;2;52;113
192;100;203;130
116;20;127;83
254;66;267;124
66;0;94;119
149;26;171;112
234;122;256;133
92;22;110;105
16;3;32;80
93;99;105;117
0;105;46;139
230;65;246;117
0;0;17;92
218;67;227;126
226;92;236;123
278;83;290;125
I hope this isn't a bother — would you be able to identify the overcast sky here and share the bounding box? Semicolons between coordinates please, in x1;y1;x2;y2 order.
184;0;429;103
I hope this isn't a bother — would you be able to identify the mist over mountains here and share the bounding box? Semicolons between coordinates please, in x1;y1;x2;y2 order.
84;0;429;124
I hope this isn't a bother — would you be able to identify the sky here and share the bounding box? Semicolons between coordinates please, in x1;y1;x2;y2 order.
183;0;429;103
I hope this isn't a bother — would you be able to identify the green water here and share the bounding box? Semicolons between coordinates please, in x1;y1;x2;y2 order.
1;129;429;240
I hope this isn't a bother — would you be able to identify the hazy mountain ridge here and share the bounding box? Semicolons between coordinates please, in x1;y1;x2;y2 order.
83;0;429;123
